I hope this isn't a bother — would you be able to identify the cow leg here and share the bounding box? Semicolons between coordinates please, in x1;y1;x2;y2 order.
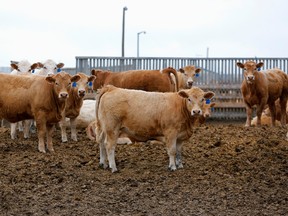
36;116;47;153
10;123;17;139
268;103;276;127
99;139;108;169
46;124;55;153
59;117;68;143
23;120;31;139
17;121;23;132
176;140;184;169
105;131;119;173
279;96;288;126
70;118;78;141
245;104;253;127
166;136;177;171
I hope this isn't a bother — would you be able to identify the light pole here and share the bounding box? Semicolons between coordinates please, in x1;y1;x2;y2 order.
137;31;146;58
121;6;128;57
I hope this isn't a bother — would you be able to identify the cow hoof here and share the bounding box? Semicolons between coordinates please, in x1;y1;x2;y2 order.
99;163;108;169
111;168;118;173
168;166;177;171
38;148;46;153
62;139;68;143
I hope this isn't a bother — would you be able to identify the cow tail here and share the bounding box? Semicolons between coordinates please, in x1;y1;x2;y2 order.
162;67;179;92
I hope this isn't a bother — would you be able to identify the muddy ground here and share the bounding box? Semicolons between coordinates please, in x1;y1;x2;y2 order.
0;120;287;216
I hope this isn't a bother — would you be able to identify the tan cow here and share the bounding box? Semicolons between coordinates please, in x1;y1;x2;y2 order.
177;65;202;89
236;61;288;127
0;72;80;153
59;72;95;142
91;67;179;92
95;85;215;172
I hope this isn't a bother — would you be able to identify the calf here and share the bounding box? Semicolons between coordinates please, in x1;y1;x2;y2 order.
59;73;95;142
96;85;214;172
91;67;179;92
236;61;288;126
0;72;80;153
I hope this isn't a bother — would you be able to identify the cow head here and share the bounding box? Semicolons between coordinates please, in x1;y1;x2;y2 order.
11;60;38;73
91;69;110;90
72;72;96;97
202;101;216;118
178;87;215;116
179;65;202;88
236;61;264;84
38;59;65;75
45;72;81;101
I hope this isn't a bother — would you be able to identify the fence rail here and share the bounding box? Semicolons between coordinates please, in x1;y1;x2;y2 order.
76;56;288;120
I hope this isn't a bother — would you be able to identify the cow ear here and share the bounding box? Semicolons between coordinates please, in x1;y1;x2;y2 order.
31;63;38;70
91;69;102;76
45;76;56;84
71;74;81;82
57;63;65;68
195;68;202;73
10;63;18;70
88;75;96;82
210;102;216;107
204;91;215;99
236;62;244;68
179;68;184;73
178;90;189;98
37;62;44;68
256;62;264;68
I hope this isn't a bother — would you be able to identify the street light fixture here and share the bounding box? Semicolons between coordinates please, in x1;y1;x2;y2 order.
121;6;128;57
137;31;146;58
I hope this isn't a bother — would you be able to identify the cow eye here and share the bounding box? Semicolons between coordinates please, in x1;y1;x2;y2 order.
44;66;47;69
55;82;59;86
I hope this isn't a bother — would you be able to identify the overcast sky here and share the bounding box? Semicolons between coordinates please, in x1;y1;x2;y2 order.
0;0;287;67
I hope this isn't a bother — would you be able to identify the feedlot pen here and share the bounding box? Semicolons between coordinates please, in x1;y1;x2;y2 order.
76;57;288;120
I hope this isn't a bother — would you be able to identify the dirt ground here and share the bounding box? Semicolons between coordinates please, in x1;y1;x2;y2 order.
0;120;287;216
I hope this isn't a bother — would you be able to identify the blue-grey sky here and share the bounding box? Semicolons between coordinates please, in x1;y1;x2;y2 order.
0;0;287;67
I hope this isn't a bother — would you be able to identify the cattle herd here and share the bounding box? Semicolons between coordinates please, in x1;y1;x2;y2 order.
0;59;288;172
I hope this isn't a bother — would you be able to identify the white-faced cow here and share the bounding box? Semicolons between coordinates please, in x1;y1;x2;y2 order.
34;59;65;76
95;85;214;172
236;61;288;127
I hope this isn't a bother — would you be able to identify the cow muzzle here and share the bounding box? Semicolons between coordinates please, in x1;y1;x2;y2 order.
59;92;69;99
246;75;255;83
192;109;202;116
78;89;86;97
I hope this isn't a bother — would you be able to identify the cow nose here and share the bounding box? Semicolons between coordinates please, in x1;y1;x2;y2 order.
78;90;86;96
247;75;254;81
60;93;68;98
192;109;201;115
187;81;193;87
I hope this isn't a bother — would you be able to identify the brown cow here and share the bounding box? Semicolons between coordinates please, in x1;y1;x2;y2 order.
0;72;80;153
59;72;95;142
193;100;216;126
95;85;215;172
177;65;202;89
91;67;179;92
236;61;288;127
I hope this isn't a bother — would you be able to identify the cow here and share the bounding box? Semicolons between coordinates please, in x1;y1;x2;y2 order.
95;85;215;172
0;72;81;153
176;65;202;89
58;73;95;142
9;60;39;139
91;67;179;92
33;59;65;76
236;61;288;127
10;60;38;75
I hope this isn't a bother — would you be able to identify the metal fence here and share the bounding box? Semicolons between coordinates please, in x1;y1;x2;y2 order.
75;56;288;120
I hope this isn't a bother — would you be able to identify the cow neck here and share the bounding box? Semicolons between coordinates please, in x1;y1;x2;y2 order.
69;88;83;108
50;86;66;120
245;71;261;94
180;99;195;138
